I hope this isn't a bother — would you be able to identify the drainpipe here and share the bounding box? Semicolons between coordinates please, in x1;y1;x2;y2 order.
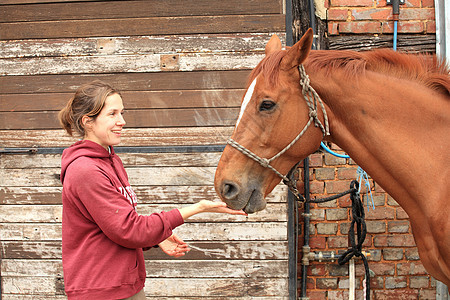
300;157;311;299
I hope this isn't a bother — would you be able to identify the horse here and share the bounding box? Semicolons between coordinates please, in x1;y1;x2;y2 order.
214;28;450;286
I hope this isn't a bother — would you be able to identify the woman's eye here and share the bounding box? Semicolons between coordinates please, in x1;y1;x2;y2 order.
259;100;276;111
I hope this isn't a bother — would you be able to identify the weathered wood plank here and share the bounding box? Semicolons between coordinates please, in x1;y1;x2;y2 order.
0;70;250;94
0;203;286;223
1;240;288;260
1;259;287;278
0;34;285;59
0;185;287;205
1;0;281;22
147;278;288;297
1;277;288;297
0;222;287;241
0;127;234;147
0;152;224;169
0;53;265;76
0;107;240;130
0;187;63;205
328;34;436;53
0;166;224;186
0;89;244;112
0;15;286;40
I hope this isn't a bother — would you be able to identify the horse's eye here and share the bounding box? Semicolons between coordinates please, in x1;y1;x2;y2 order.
259;100;276;111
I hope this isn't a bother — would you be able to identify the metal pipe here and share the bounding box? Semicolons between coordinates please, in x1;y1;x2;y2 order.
300;156;311;299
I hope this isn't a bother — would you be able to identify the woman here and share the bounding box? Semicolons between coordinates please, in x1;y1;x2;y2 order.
58;80;246;299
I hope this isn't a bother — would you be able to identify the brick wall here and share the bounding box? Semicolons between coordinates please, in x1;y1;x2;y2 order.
299;148;436;299
323;0;436;36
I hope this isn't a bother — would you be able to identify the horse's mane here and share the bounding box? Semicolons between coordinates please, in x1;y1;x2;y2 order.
249;48;450;96
306;49;450;96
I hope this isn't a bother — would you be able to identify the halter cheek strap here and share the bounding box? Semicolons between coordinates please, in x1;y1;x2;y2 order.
227;64;330;197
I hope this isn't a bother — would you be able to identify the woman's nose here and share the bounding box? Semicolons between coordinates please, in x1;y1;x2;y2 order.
117;114;126;126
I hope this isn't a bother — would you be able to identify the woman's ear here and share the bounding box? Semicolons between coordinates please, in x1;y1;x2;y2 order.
81;115;92;129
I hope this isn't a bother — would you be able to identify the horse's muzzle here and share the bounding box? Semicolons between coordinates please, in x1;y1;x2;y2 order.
219;180;266;214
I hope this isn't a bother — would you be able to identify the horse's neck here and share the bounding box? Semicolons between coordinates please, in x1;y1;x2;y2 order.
311;69;450;215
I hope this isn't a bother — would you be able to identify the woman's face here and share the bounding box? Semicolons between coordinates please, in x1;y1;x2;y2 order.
84;93;126;149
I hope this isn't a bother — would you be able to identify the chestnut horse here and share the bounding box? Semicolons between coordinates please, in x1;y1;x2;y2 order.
214;29;450;286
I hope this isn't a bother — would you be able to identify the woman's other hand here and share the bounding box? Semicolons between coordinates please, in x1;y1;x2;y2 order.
158;234;190;258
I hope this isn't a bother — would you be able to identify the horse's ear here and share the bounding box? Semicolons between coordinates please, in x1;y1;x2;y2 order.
280;28;314;70
265;34;282;56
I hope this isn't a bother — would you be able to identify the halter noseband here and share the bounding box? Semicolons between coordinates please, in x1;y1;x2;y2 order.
227;65;330;196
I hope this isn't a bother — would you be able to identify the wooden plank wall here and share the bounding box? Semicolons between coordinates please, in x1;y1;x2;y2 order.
0;0;288;298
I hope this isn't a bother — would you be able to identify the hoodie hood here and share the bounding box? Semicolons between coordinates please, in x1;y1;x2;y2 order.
61;140;112;184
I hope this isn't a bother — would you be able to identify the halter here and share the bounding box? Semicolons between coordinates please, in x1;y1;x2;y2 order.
227;64;330;197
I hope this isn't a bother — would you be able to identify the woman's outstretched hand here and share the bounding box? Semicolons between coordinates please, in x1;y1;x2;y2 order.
196;200;248;215
159;234;190;258
178;200;247;220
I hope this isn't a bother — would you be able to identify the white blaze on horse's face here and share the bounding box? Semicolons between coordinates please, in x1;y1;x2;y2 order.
235;77;258;129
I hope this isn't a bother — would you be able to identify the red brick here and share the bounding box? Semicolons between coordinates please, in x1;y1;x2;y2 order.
324;153;347;166
405;0;422;7
327;290;348;300
383;20;425;33
366;220;386;233
405;248;420;260
376;234;416;247
351;8;393;20
399;8;435;20
387;220;410;233
382;248;404;260
326;208;349;220
418;289;436;299
309;236;327;249
369;262;395;275
330;0;373;7
316;223;338;234
308;264;327;276
409;276;430;288
365;207;395;220
397;262;428;275
426;20;436;33
310;208;325;221
310;181;325;194
337;167;357;179
316;278;338;289
339;21;382;33
307;290;327;300
309;153;323;167
328;236;349;248
328;22;340;35
386;195;398;206
421;0;434;7
396;207;409;219
325;180;353;194
315;167;335;180
374;290;418;300
328;8;350;21
385;276;407;289
338;195;352;207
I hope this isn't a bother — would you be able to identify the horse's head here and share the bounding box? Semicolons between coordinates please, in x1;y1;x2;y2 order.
214;29;326;213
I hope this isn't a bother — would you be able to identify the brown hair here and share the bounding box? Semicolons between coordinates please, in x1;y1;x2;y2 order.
58;80;121;137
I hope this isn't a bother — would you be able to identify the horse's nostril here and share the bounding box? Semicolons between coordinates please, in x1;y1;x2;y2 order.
222;182;239;200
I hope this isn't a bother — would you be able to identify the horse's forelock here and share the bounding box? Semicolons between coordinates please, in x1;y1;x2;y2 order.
248;50;288;89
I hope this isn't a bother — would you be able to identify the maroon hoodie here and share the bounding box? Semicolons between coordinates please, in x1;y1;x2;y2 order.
60;140;184;299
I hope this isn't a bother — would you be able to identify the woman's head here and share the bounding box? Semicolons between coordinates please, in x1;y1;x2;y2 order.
58;80;126;148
